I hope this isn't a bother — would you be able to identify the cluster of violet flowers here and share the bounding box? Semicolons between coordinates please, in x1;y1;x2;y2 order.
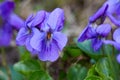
78;0;120;63
2;0;120;63
16;8;68;62
0;0;24;47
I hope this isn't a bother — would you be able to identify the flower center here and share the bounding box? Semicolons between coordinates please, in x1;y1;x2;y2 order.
47;32;51;40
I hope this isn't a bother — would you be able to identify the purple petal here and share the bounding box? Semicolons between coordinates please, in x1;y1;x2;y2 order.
16;27;29;46
78;24;97;42
24;14;34;28
47;8;65;31
103;40;120;50
89;4;108;23
0;32;12;47
31;10;45;27
106;0;118;14
24;14;37;29
113;28;120;44
9;13;24;30
78;25;89;42
25;37;38;55
116;53;120;63
26;14;34;24
0;1;15;19
115;2;120;15
92;38;103;51
39;12;50;31
107;13;120;27
96;24;111;37
87;25;97;38
30;28;45;52
53;32;67;51
38;41;59;62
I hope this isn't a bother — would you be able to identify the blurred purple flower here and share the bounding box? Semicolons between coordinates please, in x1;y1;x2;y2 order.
0;0;15;20
89;0;120;27
0;0;24;47
0;23;12;47
78;23;111;51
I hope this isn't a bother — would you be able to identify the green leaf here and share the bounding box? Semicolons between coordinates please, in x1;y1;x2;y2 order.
75;39;104;60
85;58;113;80
65;45;83;57
87;65;97;76
62;45;83;60
0;65;25;80
14;59;42;76
84;75;102;80
95;58;110;77
0;71;8;80
18;47;31;60
28;71;52;80
67;64;87;80
84;65;103;80
14;59;53;80
95;58;113;80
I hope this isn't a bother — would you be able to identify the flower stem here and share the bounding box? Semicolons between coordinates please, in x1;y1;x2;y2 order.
102;45;105;56
1;48;11;80
111;29;115;56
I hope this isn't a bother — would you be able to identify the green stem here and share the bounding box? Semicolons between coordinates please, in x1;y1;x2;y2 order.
111;29;115;56
102;45;105;56
105;46;117;80
1;48;11;80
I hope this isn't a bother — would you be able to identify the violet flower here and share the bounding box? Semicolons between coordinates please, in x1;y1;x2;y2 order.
78;23;111;51
30;8;67;62
16;8;67;62
16;11;45;54
0;0;24;47
89;0;120;27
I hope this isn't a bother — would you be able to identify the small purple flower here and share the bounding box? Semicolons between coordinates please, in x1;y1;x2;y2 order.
16;8;67;62
0;0;24;47
78;23;111;51
16;8;67;61
89;0;120;27
30;8;67;62
16;11;45;54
